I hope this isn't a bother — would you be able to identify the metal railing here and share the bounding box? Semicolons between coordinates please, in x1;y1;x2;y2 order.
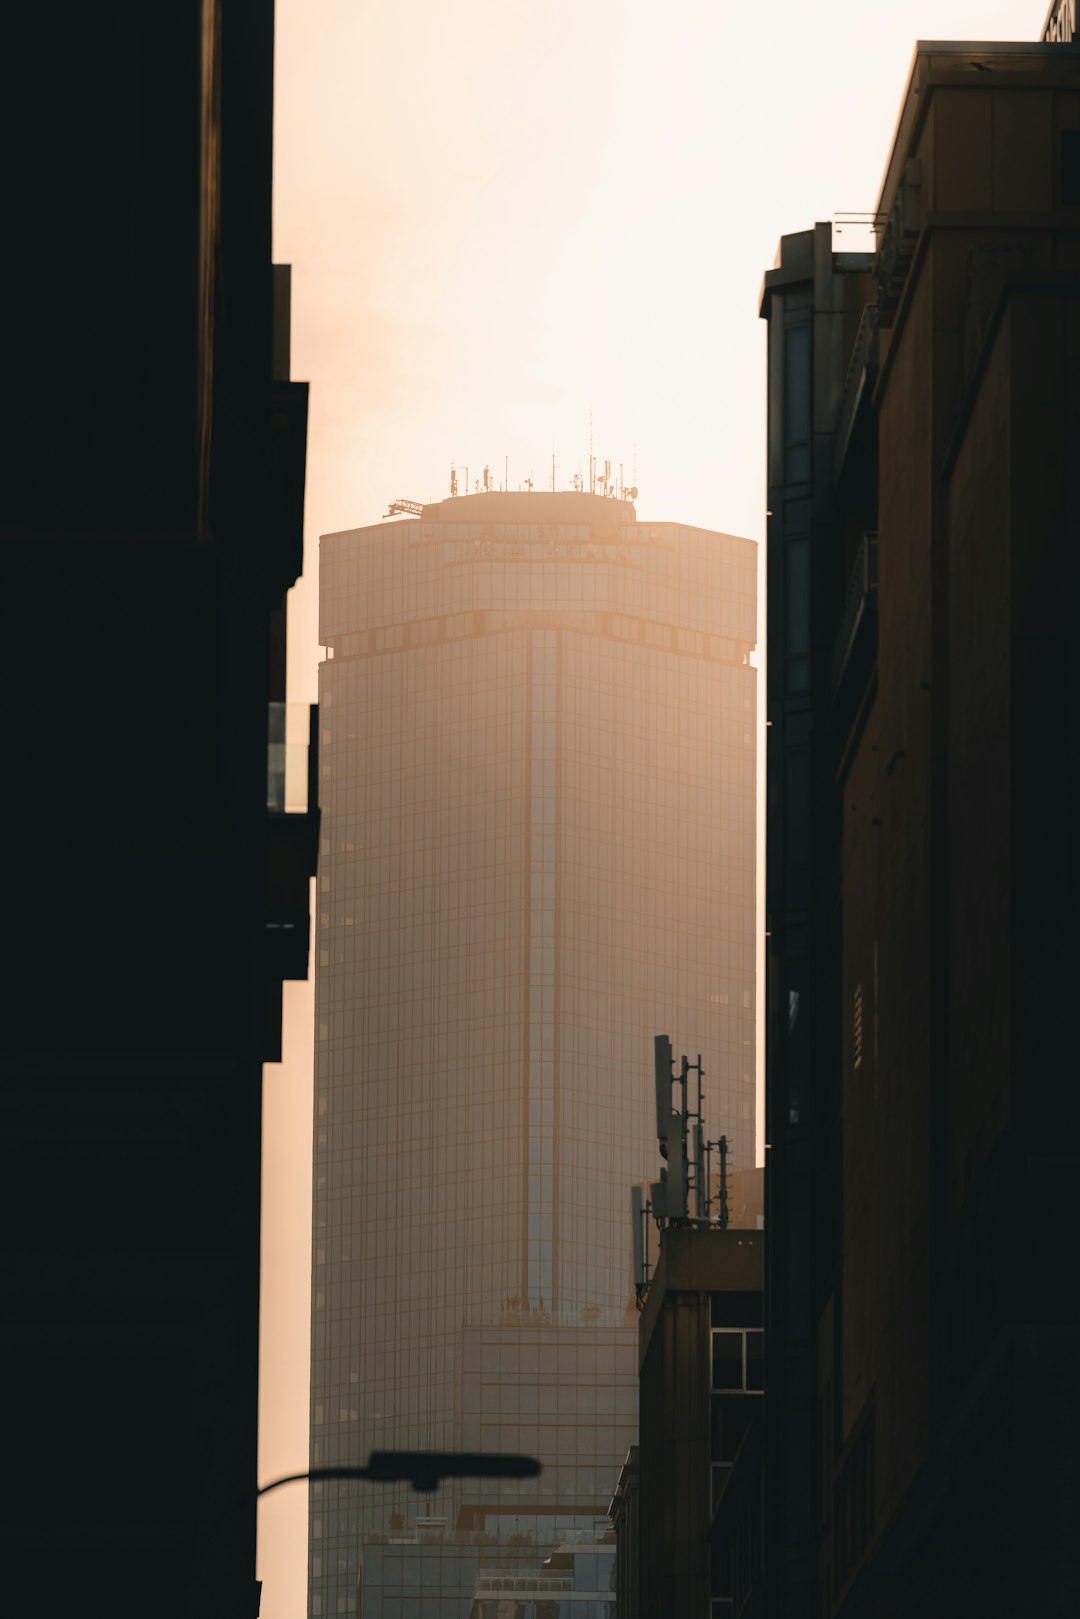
475;1574;574;1592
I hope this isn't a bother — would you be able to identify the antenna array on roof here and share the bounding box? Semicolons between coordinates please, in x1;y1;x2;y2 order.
631;1034;733;1305
441;425;639;502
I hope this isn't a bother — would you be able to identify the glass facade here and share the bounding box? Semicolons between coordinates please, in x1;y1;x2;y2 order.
457;1326;638;1516
311;493;757;1617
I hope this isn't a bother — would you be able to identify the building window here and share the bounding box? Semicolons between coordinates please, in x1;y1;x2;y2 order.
784;324;812;484
712;1395;754;1460
711;1328;764;1394
712;1330;744;1391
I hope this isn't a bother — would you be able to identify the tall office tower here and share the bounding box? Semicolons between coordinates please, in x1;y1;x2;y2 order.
310;490;756;1616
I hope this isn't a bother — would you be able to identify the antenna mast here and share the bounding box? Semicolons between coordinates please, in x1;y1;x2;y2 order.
632;1037;742;1304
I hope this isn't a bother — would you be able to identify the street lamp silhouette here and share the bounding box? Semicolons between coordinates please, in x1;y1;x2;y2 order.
258;1450;541;1498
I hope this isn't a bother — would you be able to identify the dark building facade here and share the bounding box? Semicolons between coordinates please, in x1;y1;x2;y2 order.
761;34;1079;1619
635;1225;764;1619
2;5;313;1615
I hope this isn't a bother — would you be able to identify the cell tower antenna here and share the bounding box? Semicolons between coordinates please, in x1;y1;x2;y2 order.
450;463;458;498
631;1186;646;1290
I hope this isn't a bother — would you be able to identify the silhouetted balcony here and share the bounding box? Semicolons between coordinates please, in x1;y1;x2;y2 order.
833;534;878;721
267;700;313;814
265;700;320;1055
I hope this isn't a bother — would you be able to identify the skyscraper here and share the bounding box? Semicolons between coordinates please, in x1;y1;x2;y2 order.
310;489;756;1615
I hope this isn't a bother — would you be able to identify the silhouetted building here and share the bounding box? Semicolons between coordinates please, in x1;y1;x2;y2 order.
635;1224;763;1619
311;490;757;1614
2;5;313;1615
761;31;1079;1619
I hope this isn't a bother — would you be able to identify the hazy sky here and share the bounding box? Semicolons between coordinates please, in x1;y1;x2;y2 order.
259;3;1041;1613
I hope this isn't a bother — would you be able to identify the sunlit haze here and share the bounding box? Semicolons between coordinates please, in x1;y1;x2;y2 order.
259;3;1042;1613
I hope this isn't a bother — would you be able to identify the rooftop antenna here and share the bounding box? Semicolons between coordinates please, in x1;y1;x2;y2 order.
693;1120;706;1220
483;464;491;492
703;1132;730;1226
635;1039;736;1299
551;453;557;493
631;1186;646;1295
652;1035;687;1221
682;1051;705;1216
504;453;508;494
450;463;458;498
